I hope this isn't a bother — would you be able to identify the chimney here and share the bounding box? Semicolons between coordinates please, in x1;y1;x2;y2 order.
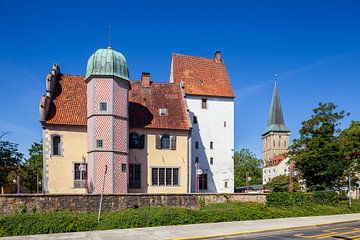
214;51;221;63
141;72;150;86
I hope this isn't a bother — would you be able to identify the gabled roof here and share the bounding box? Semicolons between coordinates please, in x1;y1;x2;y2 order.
45;74;190;131
170;53;234;98
262;81;290;135
264;155;286;168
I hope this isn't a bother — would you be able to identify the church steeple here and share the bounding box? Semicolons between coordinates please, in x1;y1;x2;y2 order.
262;81;290;136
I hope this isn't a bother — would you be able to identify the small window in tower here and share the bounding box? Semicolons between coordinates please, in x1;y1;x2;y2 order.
159;108;168;116
195;157;199;163
224;121;226;127
210;157;213;165
193;116;198;124
195;141;199;149
210;141;213;149
121;163;127;172
201;98;207;109
96;139;103;148
100;102;107;111
225;181;228;188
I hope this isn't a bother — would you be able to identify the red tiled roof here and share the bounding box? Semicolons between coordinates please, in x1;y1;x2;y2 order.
264;155;286;168
171;53;234;98
45;74;190;130
46;74;87;126
129;81;190;130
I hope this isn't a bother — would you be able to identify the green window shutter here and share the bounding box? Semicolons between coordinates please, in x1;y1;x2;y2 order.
171;136;177;150
156;135;161;149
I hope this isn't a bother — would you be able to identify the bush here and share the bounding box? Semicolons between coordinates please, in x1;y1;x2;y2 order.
267;191;339;207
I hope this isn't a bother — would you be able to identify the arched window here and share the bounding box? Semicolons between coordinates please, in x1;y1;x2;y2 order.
161;134;170;149
52;135;61;155
129;132;140;149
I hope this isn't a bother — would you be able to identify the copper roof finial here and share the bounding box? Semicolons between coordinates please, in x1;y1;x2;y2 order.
108;24;111;49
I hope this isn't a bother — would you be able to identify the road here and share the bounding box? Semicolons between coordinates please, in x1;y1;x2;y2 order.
220;221;360;239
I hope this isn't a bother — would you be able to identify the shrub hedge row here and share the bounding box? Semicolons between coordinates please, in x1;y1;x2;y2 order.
266;191;339;207
0;199;359;237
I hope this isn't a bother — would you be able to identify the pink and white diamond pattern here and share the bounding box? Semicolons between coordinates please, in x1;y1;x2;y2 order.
94;78;111;114
113;153;128;193
95;116;111;150
95;152;112;193
113;80;128;117
113;119;128;152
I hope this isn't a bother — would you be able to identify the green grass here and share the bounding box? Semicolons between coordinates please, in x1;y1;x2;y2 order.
0;201;359;237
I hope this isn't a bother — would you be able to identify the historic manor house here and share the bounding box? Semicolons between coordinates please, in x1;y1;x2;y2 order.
39;47;235;194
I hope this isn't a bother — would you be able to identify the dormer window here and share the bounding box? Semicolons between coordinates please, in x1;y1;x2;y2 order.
159;108;168;116
100;102;107;111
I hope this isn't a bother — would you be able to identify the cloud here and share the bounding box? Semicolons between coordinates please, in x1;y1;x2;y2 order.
235;83;267;100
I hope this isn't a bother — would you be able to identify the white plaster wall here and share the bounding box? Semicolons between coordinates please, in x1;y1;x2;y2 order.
186;96;234;193
262;158;289;185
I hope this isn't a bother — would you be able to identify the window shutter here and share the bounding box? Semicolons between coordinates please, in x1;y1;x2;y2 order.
156;135;161;149
139;134;145;149
171;136;176;150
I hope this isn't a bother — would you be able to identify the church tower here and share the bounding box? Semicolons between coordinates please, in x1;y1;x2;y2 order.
262;81;290;165
85;47;130;193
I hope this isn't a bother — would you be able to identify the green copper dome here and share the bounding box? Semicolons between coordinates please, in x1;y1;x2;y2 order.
86;48;129;80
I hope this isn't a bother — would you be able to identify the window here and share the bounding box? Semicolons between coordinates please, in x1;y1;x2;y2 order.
224;121;226;127
199;173;208;190
121;163;127;172
210;142;213;149
96;139;103;148
100;102;107;111
73;163;87;188
193;116;198;124
195;157;199;163
225;181;228;188
52;135;61;155
159;108;168;116
151;168;179;186
161;135;170;149
210;157;213;165
201;98;207;109
195;141;199;149
129;132;145;149
129;164;141;188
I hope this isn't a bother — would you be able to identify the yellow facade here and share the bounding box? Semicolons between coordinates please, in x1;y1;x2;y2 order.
129;129;189;193
44;126;189;194
43;126;87;194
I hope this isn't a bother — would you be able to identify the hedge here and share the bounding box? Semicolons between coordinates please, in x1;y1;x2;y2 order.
266;191;339;207
1;200;359;237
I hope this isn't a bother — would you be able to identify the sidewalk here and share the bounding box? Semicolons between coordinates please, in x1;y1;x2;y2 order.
2;213;360;240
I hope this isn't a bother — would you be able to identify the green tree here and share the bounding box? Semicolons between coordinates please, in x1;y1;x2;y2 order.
340;121;360;169
289;103;350;191
234;149;262;187
21;142;43;193
264;175;290;192
0;133;23;189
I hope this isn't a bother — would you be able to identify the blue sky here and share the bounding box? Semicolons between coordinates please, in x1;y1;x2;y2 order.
0;0;359;158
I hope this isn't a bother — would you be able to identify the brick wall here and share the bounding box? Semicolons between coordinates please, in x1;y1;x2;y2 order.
0;193;266;216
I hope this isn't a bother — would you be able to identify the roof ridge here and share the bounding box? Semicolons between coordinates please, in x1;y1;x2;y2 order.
173;52;214;61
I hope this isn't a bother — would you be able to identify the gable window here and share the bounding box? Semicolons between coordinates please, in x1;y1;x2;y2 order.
159;108;168;116
100;102;107;111
201;98;207;109
129;132;145;149
210;141;213;149
193;116;198;124
210;157;213;165
195;141;199;149
156;134;176;150
73;163;87;188
129;164;141;189
52;135;61;156
96;139;103;148
199;173;208;190
152;167;179;186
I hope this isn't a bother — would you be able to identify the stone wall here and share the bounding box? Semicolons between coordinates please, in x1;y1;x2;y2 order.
0;193;266;216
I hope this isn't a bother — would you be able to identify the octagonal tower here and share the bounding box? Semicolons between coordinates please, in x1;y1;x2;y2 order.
86;47;130;193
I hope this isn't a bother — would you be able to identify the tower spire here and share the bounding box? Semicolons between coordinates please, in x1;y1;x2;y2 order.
262;76;290;135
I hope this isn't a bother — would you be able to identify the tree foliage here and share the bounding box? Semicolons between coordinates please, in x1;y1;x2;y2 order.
234;149;262;187
0;133;23;188
20;142;43;193
340;121;360;172
289;103;350;190
264;174;300;192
